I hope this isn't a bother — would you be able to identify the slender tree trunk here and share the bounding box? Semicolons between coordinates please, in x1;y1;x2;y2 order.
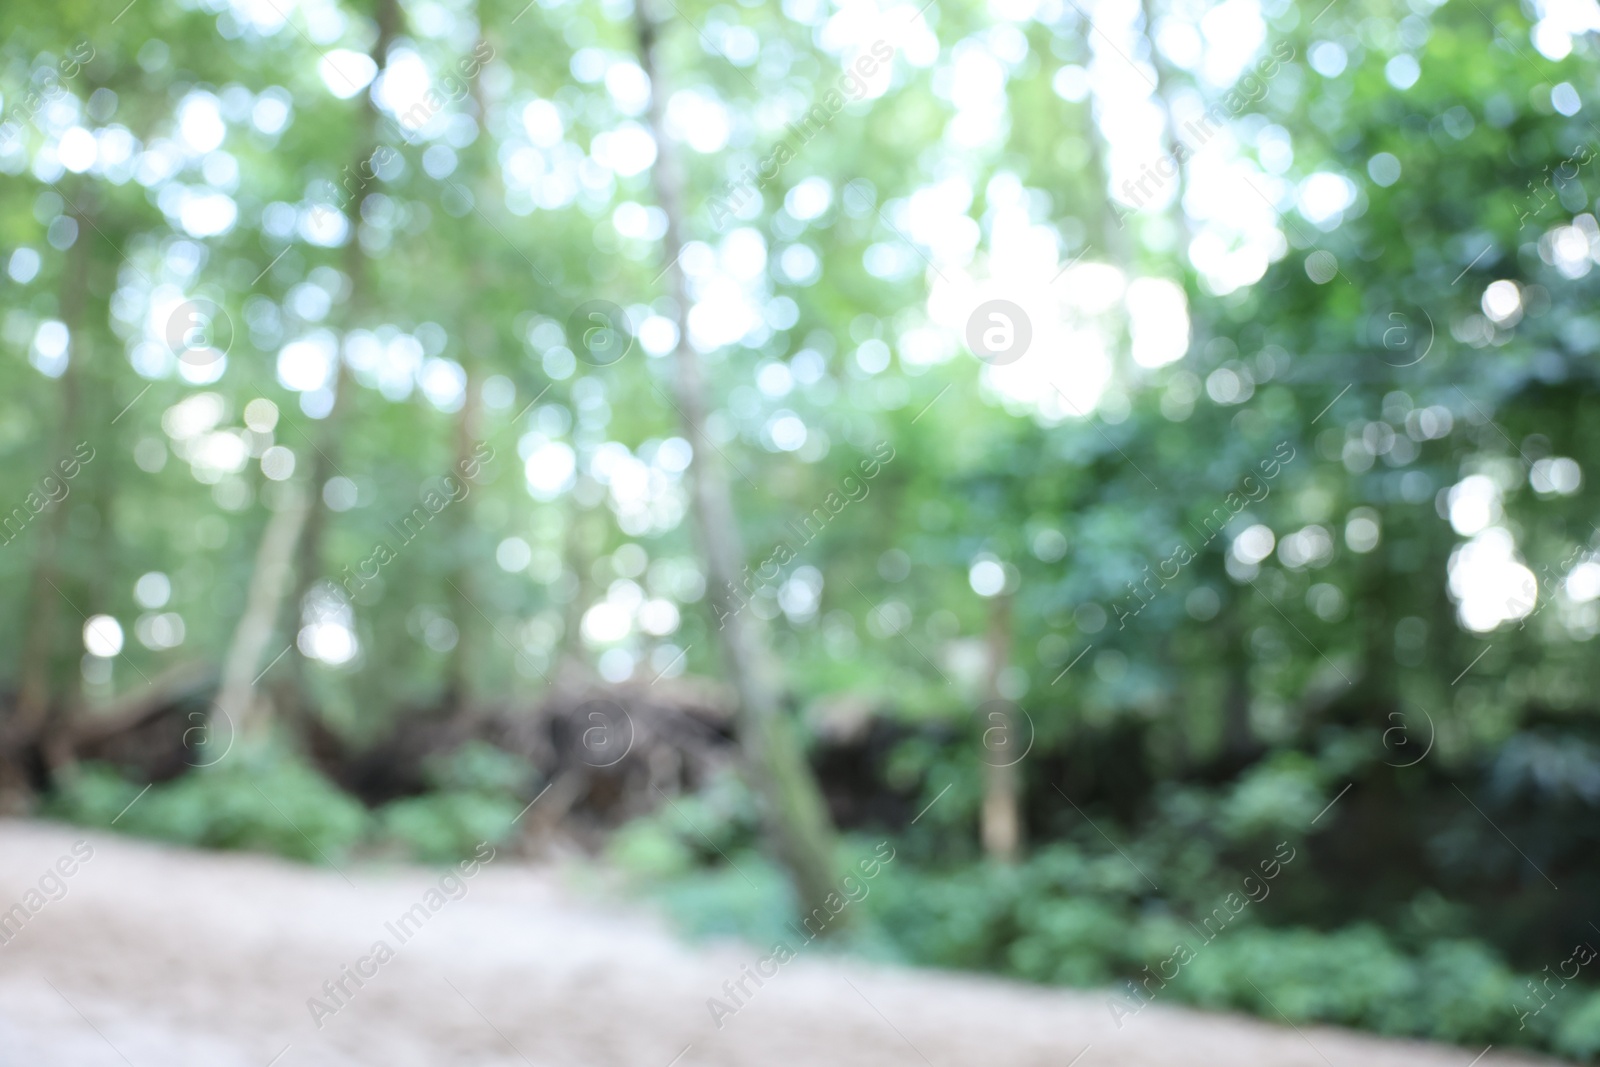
1083;97;1134;265
444;365;481;707
1221;613;1254;761
556;504;599;681
444;33;498;710
980;593;1022;862
1;190;94;807
221;481;311;746
286;0;400;715
1137;0;1197;253
633;4;842;922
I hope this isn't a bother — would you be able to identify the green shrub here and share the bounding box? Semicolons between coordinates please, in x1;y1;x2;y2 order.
852;845;1554;1053
1557;992;1600;1061
1008;896;1131;984
1415;940;1522;1044
49;754;369;864
378;790;523;863
1217;754;1327;842
609;817;698;879
1185;926;1417;1028
650;859;794;943
374;741;532;862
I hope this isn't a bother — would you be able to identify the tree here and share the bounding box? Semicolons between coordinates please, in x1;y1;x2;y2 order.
633;0;843;921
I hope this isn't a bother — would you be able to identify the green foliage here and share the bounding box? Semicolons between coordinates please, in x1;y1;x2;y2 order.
428;739;536;795
49;754;368;864
9;0;1600;1057
1217;754;1326;840
608;800;794;944
625;769;765;866
615;831;909;955
377;791;521;863
1009;895;1130;985
608;815;698;880
375;741;531;862
860;851;1558;1052
604;769;771;937
647;859;796;945
1558;993;1600;1061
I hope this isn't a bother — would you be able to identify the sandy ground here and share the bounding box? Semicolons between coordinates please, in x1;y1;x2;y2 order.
0;819;1563;1067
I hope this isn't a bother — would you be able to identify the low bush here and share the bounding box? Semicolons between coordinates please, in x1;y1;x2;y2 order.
48;752;369;864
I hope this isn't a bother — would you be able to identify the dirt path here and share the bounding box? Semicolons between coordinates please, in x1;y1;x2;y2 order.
0;820;1560;1067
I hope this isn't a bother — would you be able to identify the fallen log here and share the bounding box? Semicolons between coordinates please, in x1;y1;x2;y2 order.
65;661;219;783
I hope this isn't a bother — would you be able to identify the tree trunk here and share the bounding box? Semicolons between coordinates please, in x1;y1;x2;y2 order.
980;593;1022;862
1084;95;1134;265
442;33;498;711
1221;613;1255;761
556;504;600;679
444;365;481;707
220;481;311;747
285;0;400;715
1137;0;1197;253
0;188;94;808
633;4;843;923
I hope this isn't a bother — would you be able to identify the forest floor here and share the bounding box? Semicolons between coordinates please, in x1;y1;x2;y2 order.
0;819;1564;1067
